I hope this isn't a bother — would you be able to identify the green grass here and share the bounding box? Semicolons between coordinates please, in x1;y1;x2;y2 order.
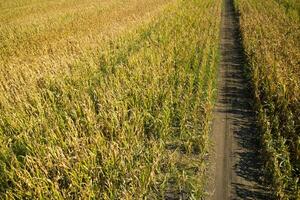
274;0;300;18
0;0;221;198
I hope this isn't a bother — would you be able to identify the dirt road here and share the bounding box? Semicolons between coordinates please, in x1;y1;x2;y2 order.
210;0;271;199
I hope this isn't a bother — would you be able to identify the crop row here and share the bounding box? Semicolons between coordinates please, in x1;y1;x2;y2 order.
235;0;299;198
0;0;221;198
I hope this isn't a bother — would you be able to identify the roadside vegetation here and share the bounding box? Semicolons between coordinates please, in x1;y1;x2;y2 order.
0;0;221;198
235;0;300;199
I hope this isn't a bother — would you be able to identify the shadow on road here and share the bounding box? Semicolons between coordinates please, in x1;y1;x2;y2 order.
214;0;273;199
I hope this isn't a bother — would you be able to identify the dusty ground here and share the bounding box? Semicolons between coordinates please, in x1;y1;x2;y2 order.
210;0;272;199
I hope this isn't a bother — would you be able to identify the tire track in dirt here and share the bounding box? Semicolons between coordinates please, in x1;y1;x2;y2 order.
210;0;272;199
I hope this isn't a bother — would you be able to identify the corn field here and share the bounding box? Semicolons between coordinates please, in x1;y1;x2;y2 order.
1;0;299;199
235;0;300;199
0;0;221;198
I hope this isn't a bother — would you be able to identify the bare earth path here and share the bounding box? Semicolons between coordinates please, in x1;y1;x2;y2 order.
210;0;271;199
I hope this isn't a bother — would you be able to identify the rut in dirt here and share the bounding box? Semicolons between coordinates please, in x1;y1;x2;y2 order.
211;0;272;199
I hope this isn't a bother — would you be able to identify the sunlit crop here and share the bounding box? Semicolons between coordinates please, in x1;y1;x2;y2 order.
235;0;300;199
0;0;221;198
